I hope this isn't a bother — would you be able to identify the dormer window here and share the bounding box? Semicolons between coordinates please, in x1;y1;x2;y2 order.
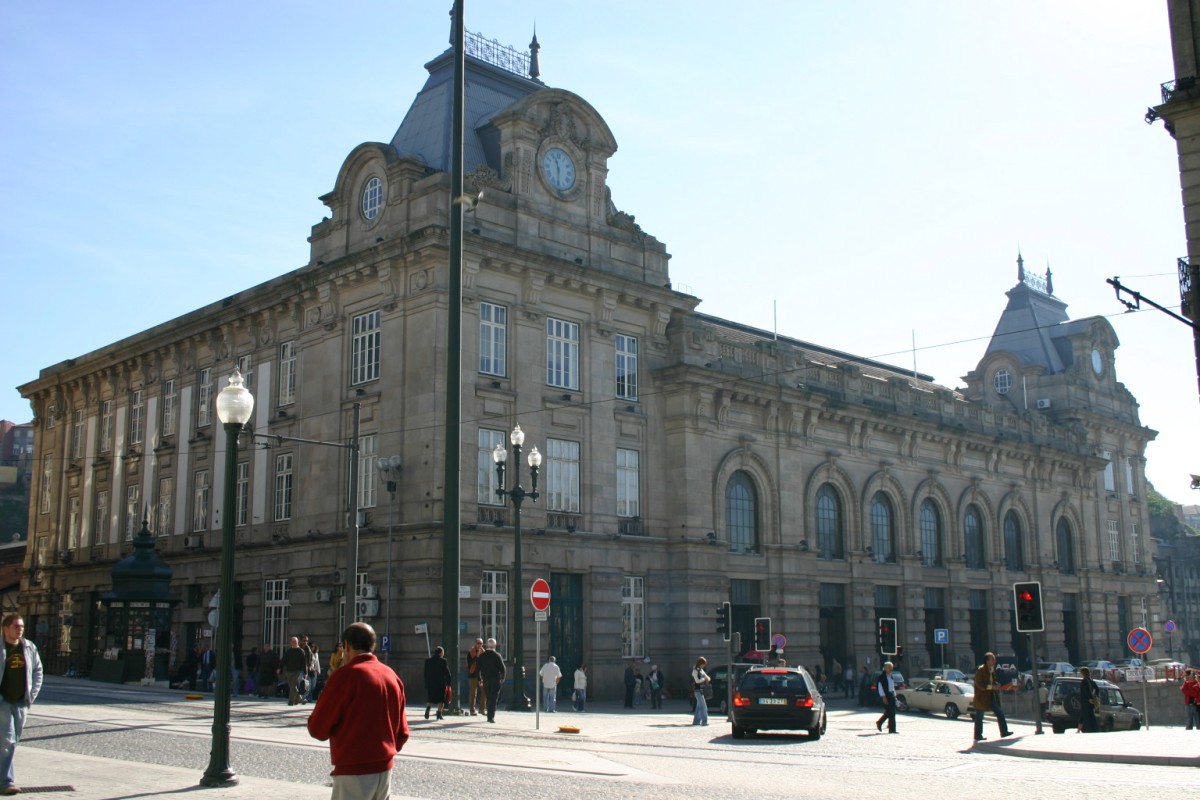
993;368;1012;395
361;176;383;221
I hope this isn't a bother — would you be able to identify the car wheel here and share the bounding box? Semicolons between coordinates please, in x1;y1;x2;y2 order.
808;711;826;740
1052;724;1065;734
1131;719;1141;730
732;724;745;739
945;703;960;720
896;696;909;712
746;728;758;736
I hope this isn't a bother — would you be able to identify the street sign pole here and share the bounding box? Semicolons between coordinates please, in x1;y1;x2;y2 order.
1029;633;1043;734
1127;627;1153;730
530;579;551;730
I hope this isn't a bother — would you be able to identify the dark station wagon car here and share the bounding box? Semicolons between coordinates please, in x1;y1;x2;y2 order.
730;666;827;740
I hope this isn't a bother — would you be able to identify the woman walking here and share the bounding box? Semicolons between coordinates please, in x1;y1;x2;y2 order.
424;646;453;720
691;656;711;726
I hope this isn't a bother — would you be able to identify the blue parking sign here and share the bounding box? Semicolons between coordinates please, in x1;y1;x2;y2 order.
380;634;391;653
933;628;949;644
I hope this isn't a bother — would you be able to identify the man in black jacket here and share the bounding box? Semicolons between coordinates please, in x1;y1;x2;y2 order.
476;638;506;723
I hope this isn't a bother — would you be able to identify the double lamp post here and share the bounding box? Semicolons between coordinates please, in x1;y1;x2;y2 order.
492;424;541;711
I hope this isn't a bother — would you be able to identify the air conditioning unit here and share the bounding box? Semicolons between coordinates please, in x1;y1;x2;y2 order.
356;598;380;618
1036;398;1052;410
315;589;333;603
183;535;203;549
358;584;379;599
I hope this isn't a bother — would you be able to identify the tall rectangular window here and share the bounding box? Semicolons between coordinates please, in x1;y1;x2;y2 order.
477;428;505;505
197;368;213;428
263;579;291;654
94;490;110;544
235;461;249;527
1130;522;1141;564
480;570;509;652
98;399;113;454
616;448;639;518
1107;519;1120;562
1102;451;1114;492
357;433;378;510
161;379;177;437
479;302;507;376
124;485;141;540
545;317;579;390
39;454;52;514
615;334;638;400
192;470;210;532
621;576;645;659
274;453;293;521
545;438;580;512
67;496;81;549
278;340;296;406
351;310;381;385
156;476;173;537
1125;457;1136;495
70;409;85;461
128;389;144;445
237;355;253;393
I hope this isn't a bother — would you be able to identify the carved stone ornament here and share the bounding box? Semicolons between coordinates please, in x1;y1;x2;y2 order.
467;164;510;193
540;104;587;149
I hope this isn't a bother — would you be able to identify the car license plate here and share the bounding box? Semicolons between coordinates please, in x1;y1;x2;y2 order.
758;697;787;705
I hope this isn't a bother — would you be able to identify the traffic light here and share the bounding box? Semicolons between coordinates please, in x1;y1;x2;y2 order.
753;617;772;651
1014;581;1044;632
716;601;731;641
878;617;898;655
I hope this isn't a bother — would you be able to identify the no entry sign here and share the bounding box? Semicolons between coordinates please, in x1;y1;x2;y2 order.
530;578;551;611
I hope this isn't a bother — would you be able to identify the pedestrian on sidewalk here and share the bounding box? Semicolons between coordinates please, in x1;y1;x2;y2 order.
971;652;1013;741
307;622;409;800
1078;666;1100;733
477;638;506;723
875;661;897;734
282;637;309;706
572;665;588;712
0;614;43;796
466;638;485;715
843;664;855;699
623;660;637;708
648;664;665;709
423;646;452;720
691;656;711;726
539;656;562;712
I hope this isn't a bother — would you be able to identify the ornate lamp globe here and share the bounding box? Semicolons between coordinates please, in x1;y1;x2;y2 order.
215;369;255;426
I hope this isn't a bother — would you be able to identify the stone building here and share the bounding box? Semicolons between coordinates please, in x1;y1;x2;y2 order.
18;30;1159;692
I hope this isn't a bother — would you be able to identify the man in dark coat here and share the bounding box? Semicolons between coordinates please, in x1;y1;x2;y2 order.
476;637;506;723
257;644;280;699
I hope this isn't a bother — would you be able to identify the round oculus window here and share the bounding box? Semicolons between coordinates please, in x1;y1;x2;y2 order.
361;176;383;220
1091;348;1103;375
993;368;1012;395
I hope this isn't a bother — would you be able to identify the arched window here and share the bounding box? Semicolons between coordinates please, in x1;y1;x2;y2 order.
919;500;941;567
1004;510;1025;571
726;471;758;553
816;484;843;560
963;505;985;570
871;492;895;563
1056;518;1075;575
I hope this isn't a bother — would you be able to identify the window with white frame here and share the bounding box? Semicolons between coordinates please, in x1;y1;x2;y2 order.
357;433;378;510
1125;457;1136;495
94;490;110;544
278;340;296;406
124;485;141;540
235;461;249;527
274;453;293;521
616;448;639;518
480;570;509;651
361;177;383;220
1130;522;1141;564
621;576;645;659
615;334;638;400
70;409;84;461
236;355;253;393
67;496;80;549
156;476;172;537
477;428;505;505
545;317;579;390
128;389;144;445
192;470;210;532
1102;451;1114;492
99;399;113;454
161;379;177;437
197;368;213;428
479;302;507;376
545;438;580;512
39;454;52;514
1107;519;1120;562
351;310;381;385
45;405;57;429
263;579;291;654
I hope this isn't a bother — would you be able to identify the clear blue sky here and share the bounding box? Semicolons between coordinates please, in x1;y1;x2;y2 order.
2;2;1195;502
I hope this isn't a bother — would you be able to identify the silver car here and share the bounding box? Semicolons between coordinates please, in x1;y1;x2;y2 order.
896;679;974;719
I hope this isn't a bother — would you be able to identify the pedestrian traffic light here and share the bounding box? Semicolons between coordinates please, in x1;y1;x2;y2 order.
753;617;771;651
878;617;898;655
1014;581;1044;633
716;601;731;641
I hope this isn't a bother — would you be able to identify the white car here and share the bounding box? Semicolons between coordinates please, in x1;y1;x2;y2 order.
895;679;974;719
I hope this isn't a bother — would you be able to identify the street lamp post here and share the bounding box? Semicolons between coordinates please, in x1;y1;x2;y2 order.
378;455;402;664
201;369;254;787
493;424;541;711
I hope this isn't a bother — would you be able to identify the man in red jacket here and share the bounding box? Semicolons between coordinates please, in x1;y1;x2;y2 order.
307;622;409;799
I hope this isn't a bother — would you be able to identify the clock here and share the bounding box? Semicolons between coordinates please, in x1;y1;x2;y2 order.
1090;348;1103;375
541;147;576;192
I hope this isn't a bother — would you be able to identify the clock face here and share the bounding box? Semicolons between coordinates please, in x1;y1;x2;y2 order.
541;147;576;192
1091;348;1103;375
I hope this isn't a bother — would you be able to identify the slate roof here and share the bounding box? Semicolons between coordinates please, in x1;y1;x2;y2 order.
389;48;543;174
983;281;1074;374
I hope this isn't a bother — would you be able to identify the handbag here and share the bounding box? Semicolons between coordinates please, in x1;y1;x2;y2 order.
701;683;713;700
